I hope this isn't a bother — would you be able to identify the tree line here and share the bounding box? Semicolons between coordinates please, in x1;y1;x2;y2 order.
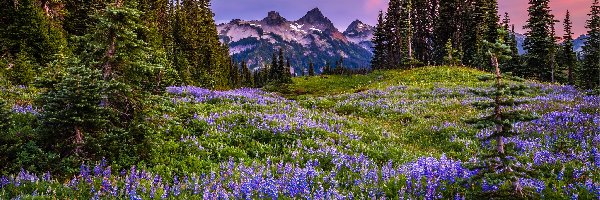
372;0;600;89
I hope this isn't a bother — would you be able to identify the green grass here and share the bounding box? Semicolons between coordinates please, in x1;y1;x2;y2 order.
288;66;490;99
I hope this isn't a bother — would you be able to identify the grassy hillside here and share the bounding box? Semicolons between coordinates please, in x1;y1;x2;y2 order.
1;66;599;199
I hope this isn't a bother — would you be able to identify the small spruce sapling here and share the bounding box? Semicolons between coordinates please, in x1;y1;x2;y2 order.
444;39;461;66
467;28;538;199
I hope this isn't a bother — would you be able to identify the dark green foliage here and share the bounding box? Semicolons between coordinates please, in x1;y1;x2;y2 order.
308;61;315;76
523;0;555;81
230;62;241;88
78;1;167;91
63;0;108;37
38;63;112;167
560;10;578;85
501;14;522;74
374;0;414;69
0;0;66;68
467;28;538;199
9;52;36;86
253;67;269;88
443;39;461;66
266;49;292;85
169;0;232;89
433;0;459;64
0;99;9;133
371;11;388;70
323;62;332;75
0;110;53;174
240;61;253;87
581;0;600;89
373;0;502;70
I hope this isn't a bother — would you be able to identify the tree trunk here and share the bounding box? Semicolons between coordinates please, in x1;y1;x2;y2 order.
492;55;505;154
568;65;573;85
103;34;116;80
74;126;84;155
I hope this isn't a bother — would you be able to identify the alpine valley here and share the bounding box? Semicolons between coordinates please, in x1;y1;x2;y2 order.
217;8;374;74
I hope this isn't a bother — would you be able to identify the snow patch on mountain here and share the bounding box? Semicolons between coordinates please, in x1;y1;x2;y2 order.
217;8;374;72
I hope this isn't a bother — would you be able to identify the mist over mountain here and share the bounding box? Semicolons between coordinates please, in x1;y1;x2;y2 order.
217;8;374;74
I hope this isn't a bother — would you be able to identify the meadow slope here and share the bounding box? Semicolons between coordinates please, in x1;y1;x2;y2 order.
1;66;599;199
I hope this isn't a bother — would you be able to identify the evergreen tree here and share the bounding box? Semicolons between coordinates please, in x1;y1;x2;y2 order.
501;14;521;73
240;61;253;88
412;0;436;64
78;1;167;91
467;28;538;199
523;0;555;81
278;49;286;82
63;0;108;37
549;18;560;83
384;0;403;68
308;61;315;76
371;11;388;70
581;0;600;89
483;0;500;43
462;0;486;67
561;10;578;85
323;62;332;75
268;52;278;82
230;61;241;88
443;39;461;66
9;52;36;86
0;0;66;68
434;0;459;64
39;62;113;161
403;0;414;66
171;0;231;88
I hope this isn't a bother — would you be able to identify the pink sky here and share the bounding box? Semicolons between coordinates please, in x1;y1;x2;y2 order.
213;0;591;36
499;0;590;36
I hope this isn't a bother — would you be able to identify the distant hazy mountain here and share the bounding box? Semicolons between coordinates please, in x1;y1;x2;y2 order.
217;8;374;74
514;33;588;55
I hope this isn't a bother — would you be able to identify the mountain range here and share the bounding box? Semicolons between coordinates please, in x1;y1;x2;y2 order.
218;8;588;73
217;8;374;74
513;33;588;55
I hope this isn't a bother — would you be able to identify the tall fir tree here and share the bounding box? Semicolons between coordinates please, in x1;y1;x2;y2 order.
171;0;232;89
371;11;388;70
78;1;167;91
269;52;278;82
501;13;521;73
230;61;241;88
467;28;538;199
63;0;108;37
581;0;600;89
561;10;578;85
240;61;253;88
523;0;555;81
483;0;500;43
0;0;66;69
384;0;403;68
308;61;315;76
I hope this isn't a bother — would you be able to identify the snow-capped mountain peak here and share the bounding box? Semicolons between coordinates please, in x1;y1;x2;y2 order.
297;8;337;32
262;11;287;26
345;20;372;35
217;8;374;73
